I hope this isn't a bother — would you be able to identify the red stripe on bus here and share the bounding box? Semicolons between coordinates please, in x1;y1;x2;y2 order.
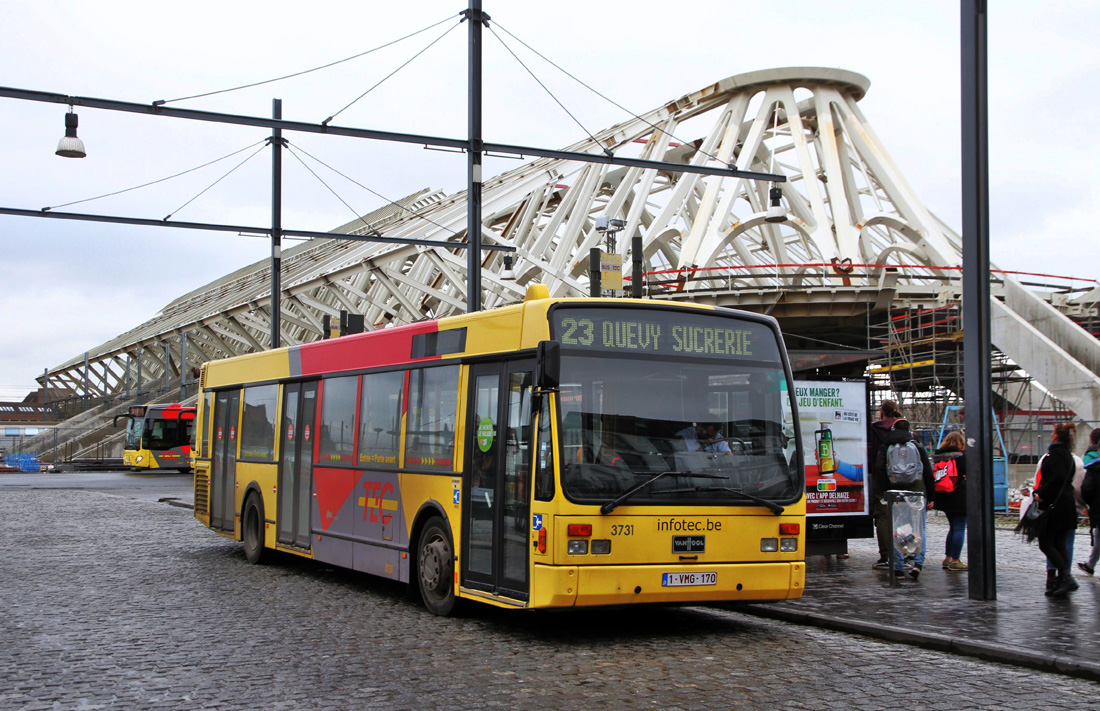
297;321;440;375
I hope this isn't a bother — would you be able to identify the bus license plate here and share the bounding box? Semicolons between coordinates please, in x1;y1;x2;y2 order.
662;571;717;587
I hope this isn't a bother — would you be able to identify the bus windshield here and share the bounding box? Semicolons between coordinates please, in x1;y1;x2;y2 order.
143;412;193;451
553;308;800;507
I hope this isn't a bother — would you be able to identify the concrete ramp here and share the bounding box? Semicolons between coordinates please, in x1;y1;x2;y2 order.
992;279;1100;422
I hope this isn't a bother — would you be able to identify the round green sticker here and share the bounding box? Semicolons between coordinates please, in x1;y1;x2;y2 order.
477;417;495;452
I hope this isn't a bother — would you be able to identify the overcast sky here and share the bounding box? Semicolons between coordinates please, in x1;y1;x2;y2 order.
1;1;1097;399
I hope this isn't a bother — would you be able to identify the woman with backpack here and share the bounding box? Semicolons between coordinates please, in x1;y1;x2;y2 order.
1034;422;1080;597
873;419;934;580
930;431;967;571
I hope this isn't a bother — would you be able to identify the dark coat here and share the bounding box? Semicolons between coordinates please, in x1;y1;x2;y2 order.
930;447;966;513
1035;441;1078;531
869;417;900;496
872;428;934;497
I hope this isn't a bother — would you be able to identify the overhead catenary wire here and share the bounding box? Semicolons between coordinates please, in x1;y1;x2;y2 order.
162;143;269;221
286;143;456;237
321;19;463;126
490;21;728;166
284;145;381;237
41;139;269;212
155;14;461;106
486;25;606;156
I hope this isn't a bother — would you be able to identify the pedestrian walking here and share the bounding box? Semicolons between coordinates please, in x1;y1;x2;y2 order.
1030;444;1085;590
1032;423;1080;598
1078;428;1100;576
930;430;968;571
873;418;933;580
869;400;903;570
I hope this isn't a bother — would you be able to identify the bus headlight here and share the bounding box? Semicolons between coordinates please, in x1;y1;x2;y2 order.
136;456;144;463
567;540;589;555
760;538;779;552
780;538;798;552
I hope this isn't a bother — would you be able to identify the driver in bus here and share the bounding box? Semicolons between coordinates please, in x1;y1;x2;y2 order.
677;422;733;455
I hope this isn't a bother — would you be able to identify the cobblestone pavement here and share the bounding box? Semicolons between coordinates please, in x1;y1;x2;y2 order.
1;489;1097;711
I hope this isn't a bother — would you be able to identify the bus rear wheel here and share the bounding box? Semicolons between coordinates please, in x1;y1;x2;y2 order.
242;493;266;565
417;517;455;616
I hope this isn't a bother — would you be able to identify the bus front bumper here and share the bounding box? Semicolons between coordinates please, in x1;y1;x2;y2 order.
531;561;805;608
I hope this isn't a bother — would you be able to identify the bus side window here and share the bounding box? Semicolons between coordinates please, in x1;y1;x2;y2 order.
534;398;555;501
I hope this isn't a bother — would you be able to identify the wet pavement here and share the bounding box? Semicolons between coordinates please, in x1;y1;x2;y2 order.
741;513;1100;681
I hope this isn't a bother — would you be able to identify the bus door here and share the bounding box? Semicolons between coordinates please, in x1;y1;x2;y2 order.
210;390;240;533
277;381;317;549
462;360;534;599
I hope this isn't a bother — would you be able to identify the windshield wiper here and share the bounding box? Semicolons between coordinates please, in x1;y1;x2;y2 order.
599;471;725;514
658;486;786;515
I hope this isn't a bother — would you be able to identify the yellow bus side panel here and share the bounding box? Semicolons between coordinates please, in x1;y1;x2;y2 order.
205;350;291;388
236;462;278;545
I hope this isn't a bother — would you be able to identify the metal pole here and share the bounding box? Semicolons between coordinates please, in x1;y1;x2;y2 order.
631;235;644;299
180;331;188;401
466;0;484;312
136;351;143;397
271;98;283;349
962;0;996;601
125;357;131;400
590;248;601;298
164;342;171;391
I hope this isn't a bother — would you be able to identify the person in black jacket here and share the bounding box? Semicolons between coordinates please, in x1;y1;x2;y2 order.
868;400;903;569
1077;428;1100;575
1035;422;1080;597
930;431;967;571
873;419;934;580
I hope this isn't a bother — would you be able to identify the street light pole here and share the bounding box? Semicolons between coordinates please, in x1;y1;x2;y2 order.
271;98;283;349
466;0;485;313
961;0;995;601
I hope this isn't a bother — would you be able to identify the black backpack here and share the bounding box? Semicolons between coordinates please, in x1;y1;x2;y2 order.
1082;460;1100;512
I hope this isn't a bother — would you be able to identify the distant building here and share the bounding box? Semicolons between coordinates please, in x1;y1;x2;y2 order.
0;390;57;453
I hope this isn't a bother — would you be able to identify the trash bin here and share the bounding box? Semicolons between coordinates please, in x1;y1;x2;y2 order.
886;490;926;587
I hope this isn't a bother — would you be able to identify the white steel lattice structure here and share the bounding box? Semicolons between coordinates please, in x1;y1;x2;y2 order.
41;67;980;400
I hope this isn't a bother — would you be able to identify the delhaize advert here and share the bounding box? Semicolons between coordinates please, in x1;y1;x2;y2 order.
794;380;869;516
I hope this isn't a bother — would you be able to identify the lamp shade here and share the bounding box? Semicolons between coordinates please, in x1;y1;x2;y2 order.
56;112;86;158
765;185;786;223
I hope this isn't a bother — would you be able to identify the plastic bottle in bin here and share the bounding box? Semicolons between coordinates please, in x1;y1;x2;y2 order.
816;423;835;476
895;523;920;557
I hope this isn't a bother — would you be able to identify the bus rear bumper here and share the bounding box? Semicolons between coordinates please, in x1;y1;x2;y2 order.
532;562;805;608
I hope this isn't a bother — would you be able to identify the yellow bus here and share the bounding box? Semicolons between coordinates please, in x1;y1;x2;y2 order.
192;285;805;615
115;403;196;471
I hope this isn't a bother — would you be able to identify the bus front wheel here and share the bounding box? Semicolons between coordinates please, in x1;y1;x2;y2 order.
417;517;456;616
242;493;267;565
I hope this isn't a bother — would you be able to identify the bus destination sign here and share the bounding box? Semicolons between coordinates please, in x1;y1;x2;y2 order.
552;307;778;360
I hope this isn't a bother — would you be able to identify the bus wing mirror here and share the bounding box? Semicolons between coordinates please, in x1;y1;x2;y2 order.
536;340;560;390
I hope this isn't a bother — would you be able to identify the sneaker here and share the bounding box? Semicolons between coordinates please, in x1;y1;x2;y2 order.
872;559;890;570
946;561;968;571
909;563;923;580
894;570;905;580
1078;562;1095;576
942;557;951;569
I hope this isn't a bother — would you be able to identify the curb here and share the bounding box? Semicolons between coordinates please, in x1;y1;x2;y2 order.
739;604;1100;683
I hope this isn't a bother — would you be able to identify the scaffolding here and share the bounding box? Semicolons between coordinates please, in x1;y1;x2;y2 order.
866;302;1074;488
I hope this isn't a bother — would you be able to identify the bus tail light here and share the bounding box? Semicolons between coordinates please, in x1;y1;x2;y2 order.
567;524;592;537
760;538;779;552
538;528;546;553
779;523;800;535
568;540;589;555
